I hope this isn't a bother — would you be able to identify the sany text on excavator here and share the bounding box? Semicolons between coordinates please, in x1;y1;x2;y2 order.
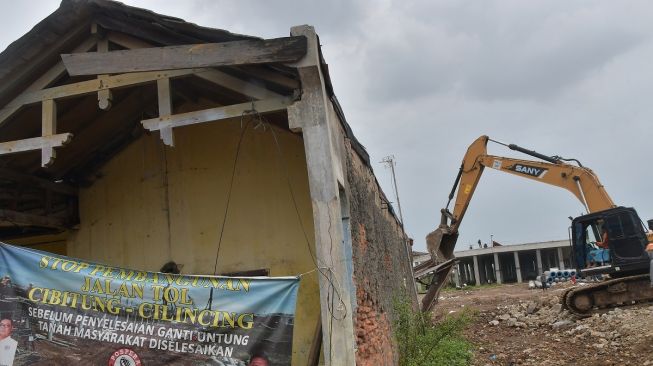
419;135;653;314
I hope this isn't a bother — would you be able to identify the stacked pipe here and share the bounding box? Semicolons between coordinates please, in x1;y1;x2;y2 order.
544;268;576;284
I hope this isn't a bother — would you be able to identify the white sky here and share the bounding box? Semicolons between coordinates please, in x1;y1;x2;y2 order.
2;1;652;252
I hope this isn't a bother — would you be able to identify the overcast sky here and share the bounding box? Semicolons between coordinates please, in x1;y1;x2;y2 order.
2;1;653;252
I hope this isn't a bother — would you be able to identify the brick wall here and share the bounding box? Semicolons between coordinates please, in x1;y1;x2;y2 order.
344;140;417;366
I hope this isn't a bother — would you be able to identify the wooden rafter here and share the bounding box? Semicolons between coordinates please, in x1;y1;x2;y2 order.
96;36;113;110
0;209;67;229
53;89;157;180
41;99;61;167
107;32;287;101
0;68;207;128
157;78;174;146
0;22;91;104
62;36;308;75
142;97;293;137
0;134;72;158
0;167;76;196
25;37;97;93
194;70;284;100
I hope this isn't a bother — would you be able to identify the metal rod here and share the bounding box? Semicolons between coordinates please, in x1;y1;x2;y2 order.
381;155;405;225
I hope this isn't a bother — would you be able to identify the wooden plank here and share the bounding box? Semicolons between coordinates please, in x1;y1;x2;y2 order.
0;38;98;131
107;31;153;49
0;133;72;155
62;36;308;76
53;89;156;179
107;32;286;100
41;99;58;167
0;68;206;127
195;69;284;100
0;167;76;196
141;97;292;132
237;65;300;90
0;209;66;229
96;38;113;110
25;37;97;93
0;22;90;104
156;78;174;146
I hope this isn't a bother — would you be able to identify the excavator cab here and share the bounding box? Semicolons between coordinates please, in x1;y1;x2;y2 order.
571;207;651;278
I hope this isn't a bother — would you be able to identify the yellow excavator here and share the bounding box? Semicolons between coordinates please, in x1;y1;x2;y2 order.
420;135;653;314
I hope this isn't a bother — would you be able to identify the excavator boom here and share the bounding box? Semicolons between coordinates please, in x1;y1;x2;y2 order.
420;135;621;311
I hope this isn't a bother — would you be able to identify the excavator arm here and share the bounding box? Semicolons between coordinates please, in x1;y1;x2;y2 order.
419;135;617;311
429;135;616;264
446;135;616;234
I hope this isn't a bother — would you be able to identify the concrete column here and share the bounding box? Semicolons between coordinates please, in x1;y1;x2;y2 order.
493;253;502;284
453;264;461;287
536;249;543;275
472;255;481;286
557;247;565;269
514;251;523;283
288;25;355;366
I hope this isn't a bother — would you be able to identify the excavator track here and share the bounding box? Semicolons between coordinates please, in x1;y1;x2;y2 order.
562;274;653;316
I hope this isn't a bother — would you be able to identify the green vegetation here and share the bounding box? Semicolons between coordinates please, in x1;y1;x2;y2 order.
394;299;474;366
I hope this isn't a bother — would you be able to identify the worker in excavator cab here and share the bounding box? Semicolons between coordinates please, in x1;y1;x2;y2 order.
585;221;610;268
596;223;609;249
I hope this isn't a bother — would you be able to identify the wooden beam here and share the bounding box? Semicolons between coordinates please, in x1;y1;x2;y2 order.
0;209;66;229
0;38;97;133
195;69;284;100
62;36;308;76
96;38;113;110
25;37;97;93
41;99;58;167
107;31;153;50
53;89;156;179
157;78;174;146
0;134;72;156
0;68;206;127
142;97;292;132
0;22;90;105
0;167;76;196
107;32;286;101
237;65;300;90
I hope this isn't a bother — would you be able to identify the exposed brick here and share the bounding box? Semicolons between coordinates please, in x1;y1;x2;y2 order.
345;140;418;366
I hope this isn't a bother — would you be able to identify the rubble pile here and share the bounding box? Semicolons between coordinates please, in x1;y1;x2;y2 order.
488;295;572;329
487;295;653;358
439;284;653;364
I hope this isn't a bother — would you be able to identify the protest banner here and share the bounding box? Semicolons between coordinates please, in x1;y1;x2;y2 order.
0;243;299;365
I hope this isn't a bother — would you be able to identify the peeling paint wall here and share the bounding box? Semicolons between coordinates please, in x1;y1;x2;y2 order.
344;140;417;366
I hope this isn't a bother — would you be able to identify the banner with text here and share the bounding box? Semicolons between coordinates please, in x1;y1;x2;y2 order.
0;243;299;366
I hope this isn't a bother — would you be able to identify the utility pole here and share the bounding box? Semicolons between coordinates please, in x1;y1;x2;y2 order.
381;155;404;225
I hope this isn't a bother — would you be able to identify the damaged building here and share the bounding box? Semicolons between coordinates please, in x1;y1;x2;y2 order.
0;0;417;365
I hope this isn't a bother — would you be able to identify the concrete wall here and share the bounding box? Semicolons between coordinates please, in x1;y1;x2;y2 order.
61;117;319;366
345;140;416;366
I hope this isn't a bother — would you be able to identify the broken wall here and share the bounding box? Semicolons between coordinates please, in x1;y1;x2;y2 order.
344;139;417;366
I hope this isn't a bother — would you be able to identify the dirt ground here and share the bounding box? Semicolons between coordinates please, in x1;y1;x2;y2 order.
432;283;653;366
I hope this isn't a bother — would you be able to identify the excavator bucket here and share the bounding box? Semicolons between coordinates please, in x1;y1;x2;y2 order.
426;226;458;262
418;225;459;311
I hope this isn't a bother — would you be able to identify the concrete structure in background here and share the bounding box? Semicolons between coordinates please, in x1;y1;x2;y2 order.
413;239;573;288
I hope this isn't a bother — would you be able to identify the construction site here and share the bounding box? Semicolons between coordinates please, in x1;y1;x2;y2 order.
0;1;652;366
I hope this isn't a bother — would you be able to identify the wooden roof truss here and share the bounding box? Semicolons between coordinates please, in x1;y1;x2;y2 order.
0;23;306;234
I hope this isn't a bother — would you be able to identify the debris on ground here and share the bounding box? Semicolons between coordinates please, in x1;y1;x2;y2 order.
431;283;653;365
